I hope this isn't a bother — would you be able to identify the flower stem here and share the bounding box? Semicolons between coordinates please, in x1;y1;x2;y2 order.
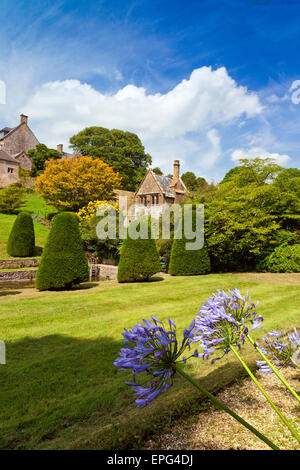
291;358;300;371
229;344;300;446
173;363;280;450
246;334;300;404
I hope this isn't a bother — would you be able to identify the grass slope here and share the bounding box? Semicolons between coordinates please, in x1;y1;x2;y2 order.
0;273;299;450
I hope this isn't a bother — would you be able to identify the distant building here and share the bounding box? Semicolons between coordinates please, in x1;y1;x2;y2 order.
0;114;39;174
0;149;19;187
134;160;189;218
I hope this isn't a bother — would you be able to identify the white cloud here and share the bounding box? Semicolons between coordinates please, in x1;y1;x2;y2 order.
22;66;262;173
231;146;290;166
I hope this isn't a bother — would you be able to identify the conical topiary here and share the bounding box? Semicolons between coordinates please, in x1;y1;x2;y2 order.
36;212;89;290
169;209;211;275
7;212;35;257
117;218;161;283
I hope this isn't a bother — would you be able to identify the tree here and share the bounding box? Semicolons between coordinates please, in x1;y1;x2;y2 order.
28;144;61;176
35;156;122;211
69;127;152;191
201;159;300;271
168;210;211;275
36;212;89;290
7;212;35;257
0;184;25;214
181;172;208;192
153;167;163;175
118;218;161;282
181;172;198;191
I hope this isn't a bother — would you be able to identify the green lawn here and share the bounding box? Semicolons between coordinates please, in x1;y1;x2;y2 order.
0;273;299;450
23;192;57;218
0;193;51;259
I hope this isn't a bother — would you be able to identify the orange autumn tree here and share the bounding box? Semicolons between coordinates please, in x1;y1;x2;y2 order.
36;156;122;211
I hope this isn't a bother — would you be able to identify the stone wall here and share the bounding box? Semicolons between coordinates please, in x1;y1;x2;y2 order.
92;264;118;280
0;269;36;281
0;258;40;269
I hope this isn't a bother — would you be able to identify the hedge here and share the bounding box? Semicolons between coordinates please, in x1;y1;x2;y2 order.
36;212;89;290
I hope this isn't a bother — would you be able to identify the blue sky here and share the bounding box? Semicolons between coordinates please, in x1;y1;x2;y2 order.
0;0;299;180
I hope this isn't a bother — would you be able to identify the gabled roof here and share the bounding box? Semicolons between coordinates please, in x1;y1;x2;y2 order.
0;149;19;164
0;124;21;140
0;127;14;133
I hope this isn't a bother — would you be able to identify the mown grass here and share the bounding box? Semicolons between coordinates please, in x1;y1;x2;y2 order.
0;192;50;259
0;273;299;450
23;192;57;218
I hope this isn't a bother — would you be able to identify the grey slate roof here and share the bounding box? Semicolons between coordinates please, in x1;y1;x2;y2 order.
155;174;175;198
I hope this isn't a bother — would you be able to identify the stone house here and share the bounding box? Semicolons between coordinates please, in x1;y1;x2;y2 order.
134;160;188;218
0;114;40;186
0;149;20;187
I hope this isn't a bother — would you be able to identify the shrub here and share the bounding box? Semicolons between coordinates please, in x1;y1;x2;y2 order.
6;212;35;257
118;218;161;283
169;238;211;275
169;209;211;275
36;212;89;290
0;184;25;214
262;244;300;273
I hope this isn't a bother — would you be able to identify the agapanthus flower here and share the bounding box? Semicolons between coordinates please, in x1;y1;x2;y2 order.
193;289;263;362
257;328;300;373
114;316;197;407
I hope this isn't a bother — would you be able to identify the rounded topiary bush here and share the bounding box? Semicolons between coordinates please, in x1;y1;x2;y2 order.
263;244;300;273
169;238;211;275
118;218;161;283
36;212;89;290
7;212;35;257
169;209;211;276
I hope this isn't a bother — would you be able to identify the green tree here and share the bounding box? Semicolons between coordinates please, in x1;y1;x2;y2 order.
181;172;198;191
118;218;161;282
69;127;152;191
28;144;61;176
7;212;35;257
181;172;208;192
153;167;163;175
201;159;300;271
0;184;25;214
36;212;89;290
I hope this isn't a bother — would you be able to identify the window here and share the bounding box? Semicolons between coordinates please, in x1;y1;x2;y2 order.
7;167;13;174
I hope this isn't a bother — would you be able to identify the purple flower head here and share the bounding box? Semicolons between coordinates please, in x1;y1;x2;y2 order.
256;328;300;373
114;317;196;407
193;289;262;363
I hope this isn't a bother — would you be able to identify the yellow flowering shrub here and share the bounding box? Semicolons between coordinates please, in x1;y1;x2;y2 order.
77;200;119;222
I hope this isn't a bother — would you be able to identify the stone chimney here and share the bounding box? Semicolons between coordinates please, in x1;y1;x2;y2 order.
57;144;63;154
173;160;180;182
20;114;28;125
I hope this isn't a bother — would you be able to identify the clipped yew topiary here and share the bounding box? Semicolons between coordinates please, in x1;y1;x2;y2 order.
36;212;89;290
7;212;35;257
169;209;211;276
118;218;161;283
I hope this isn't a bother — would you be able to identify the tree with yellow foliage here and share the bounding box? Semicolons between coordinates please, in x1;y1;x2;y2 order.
35;156;122;211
